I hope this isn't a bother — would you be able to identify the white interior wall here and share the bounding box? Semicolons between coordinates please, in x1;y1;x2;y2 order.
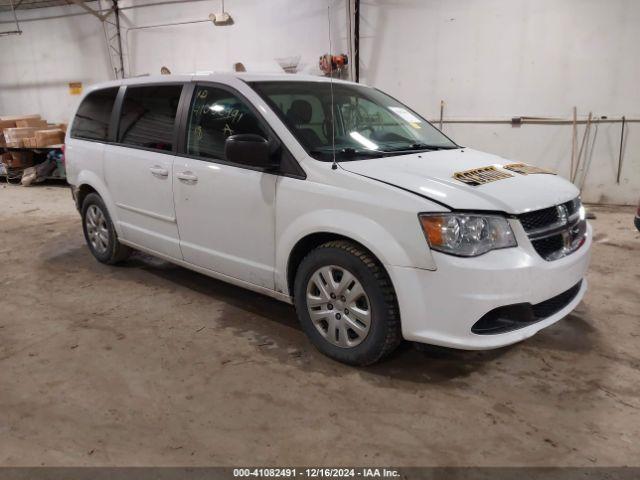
0;0;345;122
120;0;346;78
0;4;112;123
359;0;640;205
0;0;638;204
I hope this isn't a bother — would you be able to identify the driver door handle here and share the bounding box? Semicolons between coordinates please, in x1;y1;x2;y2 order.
176;171;198;184
149;165;169;178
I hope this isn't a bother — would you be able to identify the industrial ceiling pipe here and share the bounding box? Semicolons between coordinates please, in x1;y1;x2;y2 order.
0;0;212;24
354;0;360;82
112;0;125;78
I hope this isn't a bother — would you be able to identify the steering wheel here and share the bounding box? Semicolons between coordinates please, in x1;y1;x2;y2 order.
348;104;376;137
355;124;376;136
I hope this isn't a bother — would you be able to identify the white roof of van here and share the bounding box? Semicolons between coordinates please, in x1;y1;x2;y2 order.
86;72;363;93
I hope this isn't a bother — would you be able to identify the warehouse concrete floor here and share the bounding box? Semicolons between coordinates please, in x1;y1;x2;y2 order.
0;182;639;467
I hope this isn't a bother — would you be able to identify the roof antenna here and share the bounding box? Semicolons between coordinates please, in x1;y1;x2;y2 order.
327;5;338;170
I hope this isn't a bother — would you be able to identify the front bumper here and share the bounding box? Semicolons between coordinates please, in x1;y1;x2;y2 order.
388;222;592;350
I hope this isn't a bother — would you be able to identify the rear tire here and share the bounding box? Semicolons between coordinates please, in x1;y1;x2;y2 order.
293;240;401;365
81;193;131;264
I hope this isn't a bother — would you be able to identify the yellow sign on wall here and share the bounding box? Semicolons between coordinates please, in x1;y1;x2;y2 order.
68;82;83;95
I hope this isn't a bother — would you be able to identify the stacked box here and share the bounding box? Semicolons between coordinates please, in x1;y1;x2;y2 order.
0;120;16;147
16;118;48;128
55;123;68;134
0;116;41;146
35;129;64;147
2;127;40;147
0;114;40;122
1;116;67;150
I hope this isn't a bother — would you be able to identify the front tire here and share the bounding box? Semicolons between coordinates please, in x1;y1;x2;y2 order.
81;193;131;264
293;240;401;365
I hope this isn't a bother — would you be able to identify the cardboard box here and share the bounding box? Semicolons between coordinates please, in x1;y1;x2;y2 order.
16;118;48;128
0;114;41;122
6;151;34;168
0;121;15;147
55;123;68;134
1;116;41;146
35;129;64;147
3;127;40;147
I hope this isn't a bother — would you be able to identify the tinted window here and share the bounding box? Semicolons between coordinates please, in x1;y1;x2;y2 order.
71;87;119;141
187;86;266;160
118;85;182;151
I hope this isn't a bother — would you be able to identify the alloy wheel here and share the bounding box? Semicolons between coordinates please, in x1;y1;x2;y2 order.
85;204;109;254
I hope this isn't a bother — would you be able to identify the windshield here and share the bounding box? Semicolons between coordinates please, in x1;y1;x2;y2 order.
249;81;458;162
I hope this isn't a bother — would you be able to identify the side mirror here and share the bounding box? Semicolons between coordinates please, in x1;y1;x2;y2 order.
224;134;278;169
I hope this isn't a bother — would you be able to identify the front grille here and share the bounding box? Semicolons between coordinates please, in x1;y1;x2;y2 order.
531;235;564;259
518;198;586;261
519;206;559;231
471;281;583;335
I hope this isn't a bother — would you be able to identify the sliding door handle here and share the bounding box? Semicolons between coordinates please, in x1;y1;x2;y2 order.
176;171;198;184
149;166;169;178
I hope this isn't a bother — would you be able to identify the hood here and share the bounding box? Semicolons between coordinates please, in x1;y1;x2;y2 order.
340;148;579;214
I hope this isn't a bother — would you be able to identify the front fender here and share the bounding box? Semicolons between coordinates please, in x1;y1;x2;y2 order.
275;209;437;295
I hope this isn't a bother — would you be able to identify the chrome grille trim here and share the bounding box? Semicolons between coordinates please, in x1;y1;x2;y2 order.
527;211;582;240
518;198;586;261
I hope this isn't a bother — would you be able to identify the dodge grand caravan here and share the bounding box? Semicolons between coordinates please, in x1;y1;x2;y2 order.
66;73;591;365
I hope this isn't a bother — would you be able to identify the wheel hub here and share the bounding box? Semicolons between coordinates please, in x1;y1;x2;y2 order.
305;265;371;348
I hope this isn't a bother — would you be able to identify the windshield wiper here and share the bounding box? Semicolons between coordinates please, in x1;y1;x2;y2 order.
339;147;387;157
381;143;458;153
309;147;387;160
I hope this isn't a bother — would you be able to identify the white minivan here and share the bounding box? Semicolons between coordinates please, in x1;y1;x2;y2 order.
66;73;591;365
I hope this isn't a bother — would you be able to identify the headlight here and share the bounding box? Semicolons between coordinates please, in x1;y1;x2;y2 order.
419;213;517;257
579;204;586;221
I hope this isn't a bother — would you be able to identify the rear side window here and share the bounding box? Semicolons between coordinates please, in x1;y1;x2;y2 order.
118;85;183;152
70;87;119;141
